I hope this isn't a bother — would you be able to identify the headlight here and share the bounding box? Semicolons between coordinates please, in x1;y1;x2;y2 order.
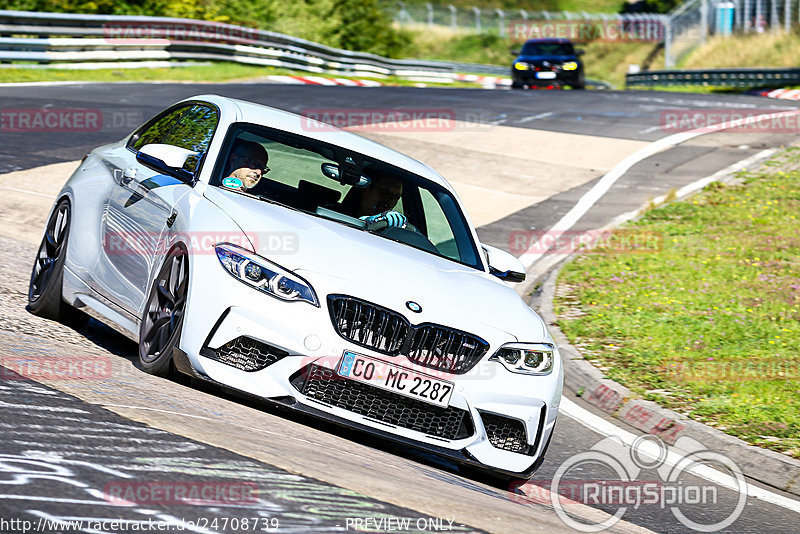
562;61;578;71
490;343;555;375
215;243;318;306
513;62;530;71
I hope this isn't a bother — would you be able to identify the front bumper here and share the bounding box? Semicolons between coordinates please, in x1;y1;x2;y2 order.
178;256;563;476
512;69;582;87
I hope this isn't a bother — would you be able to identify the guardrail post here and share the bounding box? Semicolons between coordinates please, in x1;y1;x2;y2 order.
734;0;742;30
397;1;407;26
770;0;779;29
756;0;764;32
472;6;481;33
785;0;791;32
448;5;457;29
496;9;505;36
744;0;751;31
664;17;674;67
700;0;708;43
426;3;434;27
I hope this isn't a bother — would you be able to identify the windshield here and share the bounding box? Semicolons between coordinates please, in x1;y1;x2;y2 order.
521;42;575;56
211;124;482;270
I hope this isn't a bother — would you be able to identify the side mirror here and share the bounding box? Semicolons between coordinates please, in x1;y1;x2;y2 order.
482;244;526;283
575;49;585;56
511;50;520;56
136;144;197;183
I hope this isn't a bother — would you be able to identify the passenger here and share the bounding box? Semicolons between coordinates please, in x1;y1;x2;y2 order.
222;140;269;192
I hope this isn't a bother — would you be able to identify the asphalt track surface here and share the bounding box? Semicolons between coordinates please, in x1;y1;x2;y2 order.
1;83;800;533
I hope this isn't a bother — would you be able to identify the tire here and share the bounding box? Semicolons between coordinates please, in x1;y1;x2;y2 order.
139;244;189;377
511;81;525;89
571;73;586;90
28;199;88;327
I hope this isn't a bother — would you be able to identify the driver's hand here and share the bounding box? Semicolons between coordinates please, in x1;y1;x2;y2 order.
360;210;407;229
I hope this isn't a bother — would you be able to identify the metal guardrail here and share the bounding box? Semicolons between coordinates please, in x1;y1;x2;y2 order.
626;67;800;88
0;10;508;78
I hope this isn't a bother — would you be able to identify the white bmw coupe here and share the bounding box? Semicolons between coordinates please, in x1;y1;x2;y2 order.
28;95;563;480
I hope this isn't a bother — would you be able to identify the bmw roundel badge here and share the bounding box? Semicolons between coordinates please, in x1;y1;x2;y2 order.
406;301;422;313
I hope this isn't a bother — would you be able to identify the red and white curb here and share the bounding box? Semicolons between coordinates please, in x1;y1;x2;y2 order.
265;75;382;87
751;87;800;100
454;73;511;87
263;73;513;89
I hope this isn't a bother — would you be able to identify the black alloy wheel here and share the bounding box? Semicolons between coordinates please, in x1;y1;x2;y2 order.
139;245;188;376
28;199;87;326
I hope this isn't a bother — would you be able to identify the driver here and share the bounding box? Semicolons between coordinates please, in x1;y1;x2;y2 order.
340;174;406;228
222;140;269;192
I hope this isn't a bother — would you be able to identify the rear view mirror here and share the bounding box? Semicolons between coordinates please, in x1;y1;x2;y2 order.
321;162;340;180
321;162;371;187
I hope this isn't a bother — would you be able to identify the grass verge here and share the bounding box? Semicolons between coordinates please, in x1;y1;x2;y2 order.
0;62;483;88
0;63;291;84
554;148;800;458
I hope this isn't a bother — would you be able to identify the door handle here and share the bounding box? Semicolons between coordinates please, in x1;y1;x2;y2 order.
121;167;136;185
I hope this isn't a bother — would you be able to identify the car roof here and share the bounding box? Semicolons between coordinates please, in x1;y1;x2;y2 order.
523;38;574;44
182;94;451;190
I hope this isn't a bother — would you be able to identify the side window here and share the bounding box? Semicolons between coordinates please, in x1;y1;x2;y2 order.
129;107;187;152
163;105;218;173
419;188;458;260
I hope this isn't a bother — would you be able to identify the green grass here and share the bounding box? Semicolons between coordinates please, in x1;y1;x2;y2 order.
0;62;483;88
554;148;800;458
556;0;627;13
0;63;288;83
628;85;748;94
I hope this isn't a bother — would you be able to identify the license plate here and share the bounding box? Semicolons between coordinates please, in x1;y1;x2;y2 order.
536;71;557;79
337;351;454;408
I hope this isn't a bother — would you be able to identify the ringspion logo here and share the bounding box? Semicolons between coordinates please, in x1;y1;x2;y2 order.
510;435;747;532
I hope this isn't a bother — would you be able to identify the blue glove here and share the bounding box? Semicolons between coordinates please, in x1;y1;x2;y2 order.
360;210;407;229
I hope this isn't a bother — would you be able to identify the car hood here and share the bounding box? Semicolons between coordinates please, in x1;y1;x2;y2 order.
204;187;546;341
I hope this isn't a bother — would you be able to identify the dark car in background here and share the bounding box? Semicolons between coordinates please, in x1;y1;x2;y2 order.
511;38;585;90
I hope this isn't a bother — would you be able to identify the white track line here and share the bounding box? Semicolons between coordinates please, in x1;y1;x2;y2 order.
0;186;57;198
515;112;554;124
605;148;775;229
560;398;800;513
518;109;800;270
